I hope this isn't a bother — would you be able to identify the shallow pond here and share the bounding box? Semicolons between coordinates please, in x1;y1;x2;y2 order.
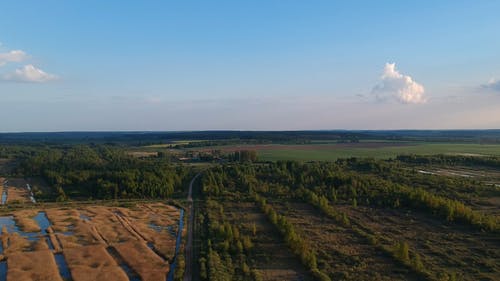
0;216;39;245
33;212;51;234
148;223;176;236
0;212;71;252
0;261;6;281
79;213;91;221
1;190;6;205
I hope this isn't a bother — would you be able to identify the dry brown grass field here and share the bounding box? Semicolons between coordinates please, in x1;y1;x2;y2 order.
7;250;63;281
0;203;182;281
64;245;129;281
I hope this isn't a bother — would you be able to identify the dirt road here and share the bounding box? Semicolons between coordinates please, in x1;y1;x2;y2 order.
183;173;200;281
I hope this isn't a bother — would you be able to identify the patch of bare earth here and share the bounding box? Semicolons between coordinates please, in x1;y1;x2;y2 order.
5;178;31;204
127;151;158;158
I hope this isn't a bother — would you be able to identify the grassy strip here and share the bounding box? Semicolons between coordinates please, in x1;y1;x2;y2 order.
395;186;499;232
253;194;331;281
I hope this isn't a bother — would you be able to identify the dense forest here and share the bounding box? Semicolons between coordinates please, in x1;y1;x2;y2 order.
13;145;190;200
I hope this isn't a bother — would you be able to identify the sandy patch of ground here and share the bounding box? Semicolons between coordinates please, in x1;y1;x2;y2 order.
6;187;30;204
4;178;31;204
127;151;158;158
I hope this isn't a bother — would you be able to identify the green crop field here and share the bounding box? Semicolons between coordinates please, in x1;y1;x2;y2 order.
258;143;500;161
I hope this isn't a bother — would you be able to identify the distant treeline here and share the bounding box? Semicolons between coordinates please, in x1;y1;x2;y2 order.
397;154;500;168
2;130;500;145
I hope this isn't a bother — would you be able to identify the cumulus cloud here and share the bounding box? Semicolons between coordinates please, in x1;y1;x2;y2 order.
0;50;28;66
372;63;426;104
3;64;58;83
481;78;500;92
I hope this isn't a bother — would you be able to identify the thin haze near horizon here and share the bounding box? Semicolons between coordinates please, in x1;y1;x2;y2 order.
0;1;499;132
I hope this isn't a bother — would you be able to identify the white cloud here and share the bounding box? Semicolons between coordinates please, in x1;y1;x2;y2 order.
0;50;28;66
3;64;58;83
372;63;426;104
481;78;500;92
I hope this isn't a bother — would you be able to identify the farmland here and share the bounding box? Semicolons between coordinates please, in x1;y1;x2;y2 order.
188;142;500;161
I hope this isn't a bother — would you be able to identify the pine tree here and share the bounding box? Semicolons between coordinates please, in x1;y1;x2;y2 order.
412;252;423;271
395;241;409;262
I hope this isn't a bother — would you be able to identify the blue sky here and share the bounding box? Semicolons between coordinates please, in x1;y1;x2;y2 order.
1;1;499;131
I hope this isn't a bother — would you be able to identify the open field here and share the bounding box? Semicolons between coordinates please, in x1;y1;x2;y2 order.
256;143;500;161
0;203;183;281
145;140;208;148
180;142;500;161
